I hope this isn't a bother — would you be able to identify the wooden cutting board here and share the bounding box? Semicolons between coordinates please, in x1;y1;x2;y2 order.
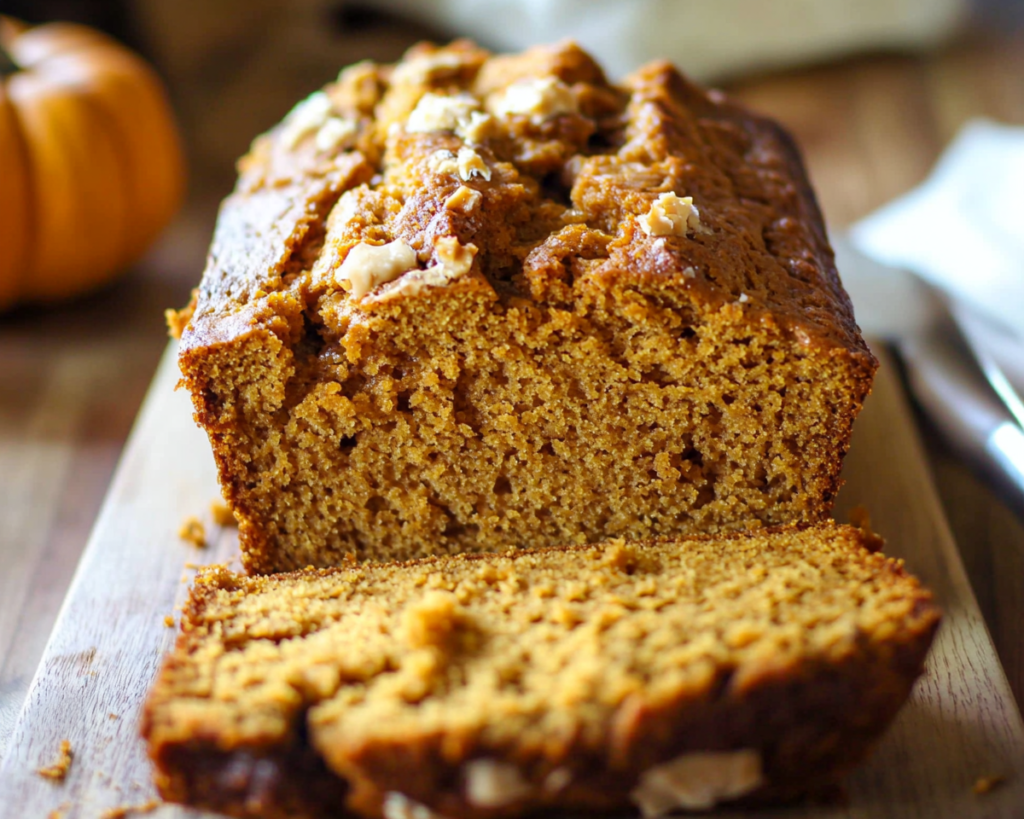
0;343;1021;818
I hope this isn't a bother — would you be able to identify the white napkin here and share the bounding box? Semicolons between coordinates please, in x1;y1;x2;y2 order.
849;120;1024;405
840;120;1024;499
852;120;1024;342
373;0;965;81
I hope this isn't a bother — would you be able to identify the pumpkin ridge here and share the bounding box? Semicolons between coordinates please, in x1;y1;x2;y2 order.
0;81;34;308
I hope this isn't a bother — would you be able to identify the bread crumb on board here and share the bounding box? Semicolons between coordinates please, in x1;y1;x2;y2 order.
100;800;161;818
37;739;73;781
47;802;69;819
973;774;1005;795
163;615;175;628
109;713;119;719
177;516;206;548
210;500;237;527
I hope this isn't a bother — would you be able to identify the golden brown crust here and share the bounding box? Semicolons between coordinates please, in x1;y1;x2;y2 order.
143;524;939;819
174;40;878;572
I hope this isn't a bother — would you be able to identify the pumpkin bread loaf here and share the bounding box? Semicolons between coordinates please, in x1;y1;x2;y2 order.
143;524;939;819
170;40;877;573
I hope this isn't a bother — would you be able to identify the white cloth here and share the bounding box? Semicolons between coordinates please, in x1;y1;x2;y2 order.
373;0;965;81
849;120;1024;407
852;120;1024;343
839;120;1024;497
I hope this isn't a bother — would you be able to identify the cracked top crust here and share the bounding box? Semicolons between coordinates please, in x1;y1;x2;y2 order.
177;39;869;357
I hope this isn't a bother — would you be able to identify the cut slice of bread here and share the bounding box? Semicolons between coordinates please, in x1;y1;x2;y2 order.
143;523;939;818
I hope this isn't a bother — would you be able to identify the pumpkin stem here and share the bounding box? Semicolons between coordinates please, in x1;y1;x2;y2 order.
0;44;17;78
0;42;18;77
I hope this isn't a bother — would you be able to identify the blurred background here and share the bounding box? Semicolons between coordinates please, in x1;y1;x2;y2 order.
0;0;1022;747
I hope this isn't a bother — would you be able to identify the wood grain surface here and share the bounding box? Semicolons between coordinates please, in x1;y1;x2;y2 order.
0;343;1020;818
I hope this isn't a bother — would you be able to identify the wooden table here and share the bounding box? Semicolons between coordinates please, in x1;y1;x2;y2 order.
1;26;1022;765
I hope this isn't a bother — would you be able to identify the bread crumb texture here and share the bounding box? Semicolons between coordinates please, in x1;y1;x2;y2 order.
173;39;877;573
37;739;73;781
143;524;939;819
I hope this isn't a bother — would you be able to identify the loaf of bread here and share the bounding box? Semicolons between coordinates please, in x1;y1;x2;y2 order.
170;40;876;573
143;523;938;819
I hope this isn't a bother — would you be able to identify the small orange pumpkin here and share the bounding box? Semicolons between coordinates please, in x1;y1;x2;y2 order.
0;16;185;310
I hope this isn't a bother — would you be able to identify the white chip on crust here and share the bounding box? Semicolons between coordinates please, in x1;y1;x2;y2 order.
314;116;358;152
464;759;534;808
373;238;478;302
457;111;495;144
428;148;491;182
278;90;358;153
489;77;578;124
543;767;572;793
630;750;764;817
639;193;706;237
407;93;481;134
456;147;491;181
391;52;468;85
336;240;418;299
382;791;448;819
279;91;334;149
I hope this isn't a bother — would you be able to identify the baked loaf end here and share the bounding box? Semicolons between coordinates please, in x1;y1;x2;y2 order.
142;524;938;819
173;39;877;572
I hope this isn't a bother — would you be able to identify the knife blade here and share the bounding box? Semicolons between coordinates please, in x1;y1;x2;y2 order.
946;299;1024;430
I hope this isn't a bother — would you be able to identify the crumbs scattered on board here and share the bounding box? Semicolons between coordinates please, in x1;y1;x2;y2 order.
37;739;73;781
210;500;237;527
973;774;1006;795
164;615;175;628
109;713;119;720
100;800;161;818
178;516;206;548
47;802;69;819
